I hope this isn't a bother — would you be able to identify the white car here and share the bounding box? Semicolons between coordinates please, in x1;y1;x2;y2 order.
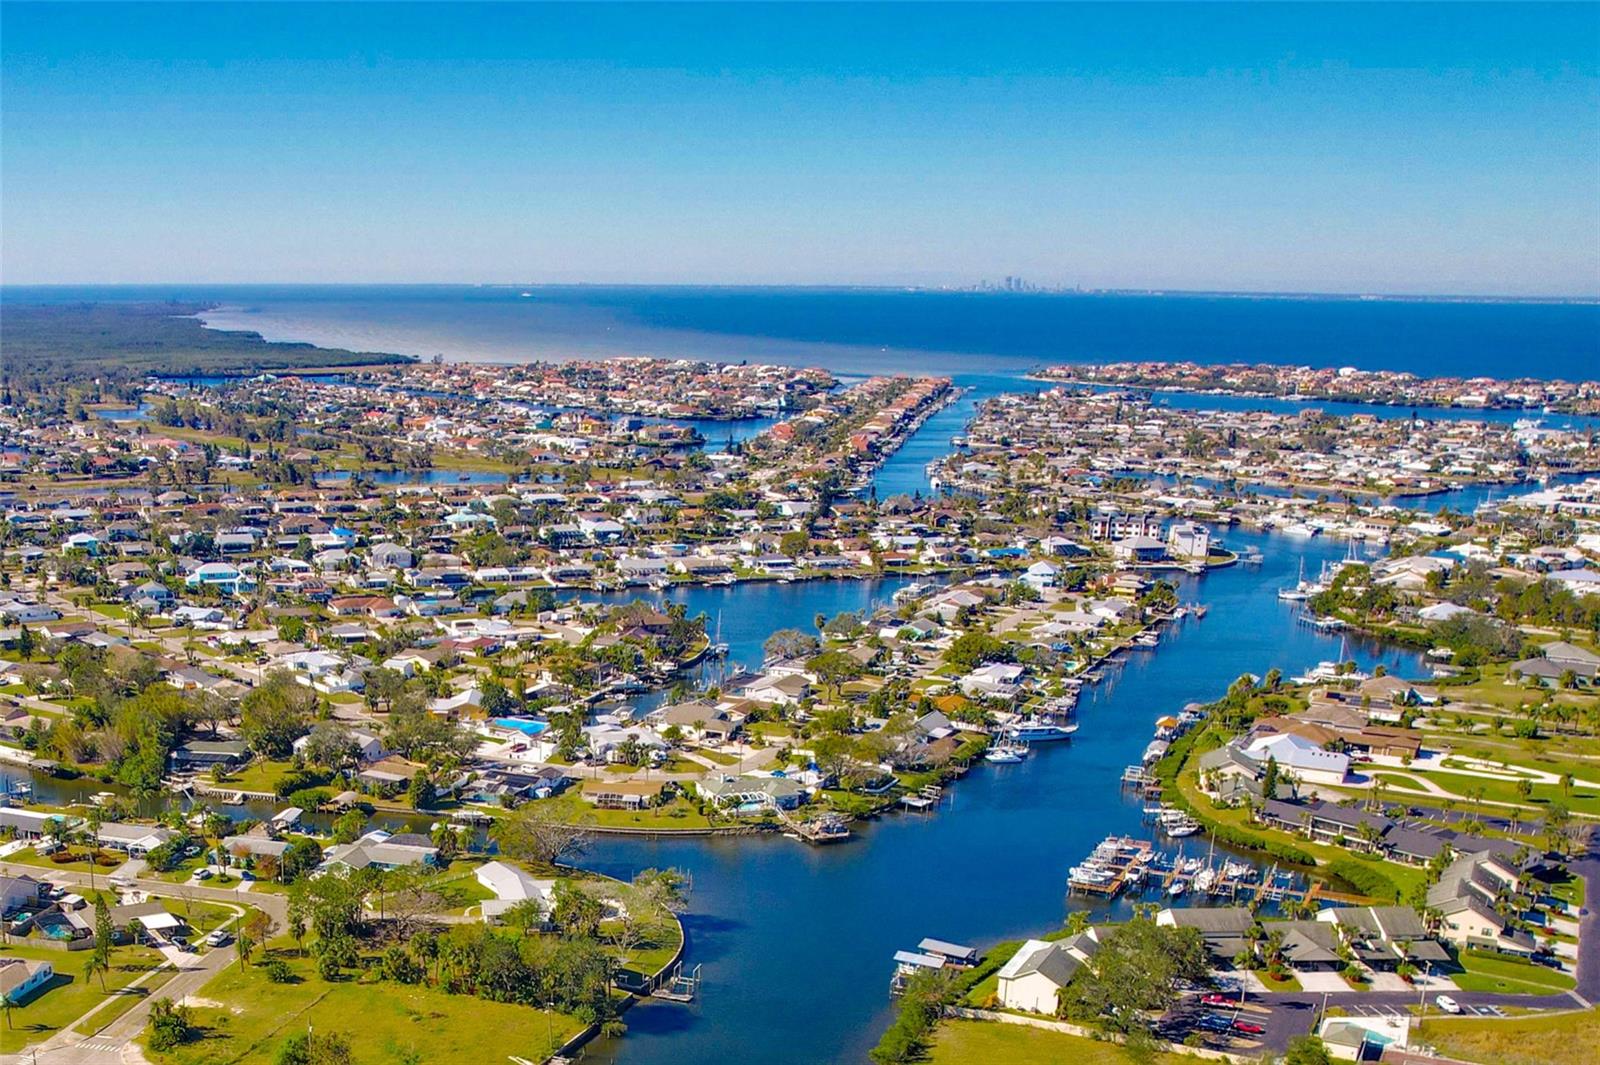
1434;995;1461;1014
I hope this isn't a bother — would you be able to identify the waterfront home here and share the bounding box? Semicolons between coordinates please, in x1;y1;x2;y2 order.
1111;535;1167;564
0;957;53;1004
319;830;440;874
695;774;805;811
579;778;667;810
96;821;177;857
0;807;74;841
655;701;740;743
1259;799;1390;848
740;671;811;706
170;738;249;771
475;860;556;923
995;932;1099;1014
1155;907;1256;966
957;662;1025;700
1167;521;1211;560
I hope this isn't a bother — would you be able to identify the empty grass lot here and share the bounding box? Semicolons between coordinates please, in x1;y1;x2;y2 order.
1416;1008;1600;1065
929;1019;1187;1065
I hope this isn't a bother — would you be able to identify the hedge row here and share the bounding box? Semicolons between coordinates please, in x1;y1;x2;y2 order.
1325;857;1404;902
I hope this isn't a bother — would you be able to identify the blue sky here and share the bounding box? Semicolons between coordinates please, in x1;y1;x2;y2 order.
3;2;1597;294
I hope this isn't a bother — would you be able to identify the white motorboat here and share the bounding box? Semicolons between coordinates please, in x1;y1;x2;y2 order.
1008;721;1080;742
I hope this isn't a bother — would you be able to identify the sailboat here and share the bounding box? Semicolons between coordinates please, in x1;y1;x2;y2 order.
1277;558;1322;602
985;737;1030;764
709;611;729;658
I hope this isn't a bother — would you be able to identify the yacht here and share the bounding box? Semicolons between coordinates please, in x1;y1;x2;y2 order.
1281;522;1320;539
1008;720;1079;742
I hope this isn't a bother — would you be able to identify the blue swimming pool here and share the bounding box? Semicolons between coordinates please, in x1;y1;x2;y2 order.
489;717;549;736
33;911;77;940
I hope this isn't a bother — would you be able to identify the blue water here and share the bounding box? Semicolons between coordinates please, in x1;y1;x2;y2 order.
5;283;1588;1062
576;526;1425;1065
6;284;1596;383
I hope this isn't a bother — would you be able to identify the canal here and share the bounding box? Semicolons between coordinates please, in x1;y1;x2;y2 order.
32;369;1531;1063
577;552;1426;1059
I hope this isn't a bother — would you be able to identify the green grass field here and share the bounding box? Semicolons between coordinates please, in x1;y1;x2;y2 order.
0;942;167;1052
1451;950;1575;994
141;946;584;1065
928;1019;1188;1065
1416;1008;1600;1065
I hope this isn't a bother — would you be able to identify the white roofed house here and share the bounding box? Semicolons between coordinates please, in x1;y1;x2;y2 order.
958;662;1025;701
741;671;811;706
474;860;556;924
276;649;367;694
317;830;440;875
1021;560;1059;590
995;932;1100;1014
97;821;177;857
1244;732;1350;786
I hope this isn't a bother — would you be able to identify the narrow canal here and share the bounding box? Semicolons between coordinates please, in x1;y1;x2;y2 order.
576;367;1434;1064
580;525;1424;1065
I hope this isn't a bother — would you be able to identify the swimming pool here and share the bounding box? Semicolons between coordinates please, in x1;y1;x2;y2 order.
33;911;77;940
489;717;549;736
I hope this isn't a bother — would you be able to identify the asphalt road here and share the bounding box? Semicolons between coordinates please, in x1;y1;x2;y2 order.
0;861;285;1065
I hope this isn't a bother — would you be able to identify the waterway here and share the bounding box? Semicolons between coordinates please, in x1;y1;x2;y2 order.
576;524;1425;1065
14;346;1551;1063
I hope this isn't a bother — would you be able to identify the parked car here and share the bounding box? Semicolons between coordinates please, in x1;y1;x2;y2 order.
193;868;213;881
1201;993;1237;1007
1434;995;1461;1014
1232;1020;1265;1036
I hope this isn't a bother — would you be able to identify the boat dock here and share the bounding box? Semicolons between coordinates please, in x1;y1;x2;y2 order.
1120;765;1163;799
1069;835;1320;905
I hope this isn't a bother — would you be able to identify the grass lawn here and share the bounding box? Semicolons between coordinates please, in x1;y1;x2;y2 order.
1545;871;1585;908
927;1019;1188;1065
1402;767;1600;817
142;947;585;1065
1416;1008;1600;1065
1258;971;1303;992
215;758;298;795
72;966;177;1035
0;942;167;1052
543;792;712;831
1452;950;1575;994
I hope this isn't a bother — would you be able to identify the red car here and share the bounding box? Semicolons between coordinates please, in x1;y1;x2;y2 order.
1201;993;1237;1007
1232;1020;1266;1036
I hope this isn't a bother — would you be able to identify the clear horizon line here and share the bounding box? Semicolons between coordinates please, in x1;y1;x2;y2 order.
3;280;1598;304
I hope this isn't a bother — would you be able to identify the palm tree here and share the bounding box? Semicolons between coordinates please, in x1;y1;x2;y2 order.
83;951;110;992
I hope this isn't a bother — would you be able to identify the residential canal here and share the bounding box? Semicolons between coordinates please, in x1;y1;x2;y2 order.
578;523;1427;1065
22;369;1537;1064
